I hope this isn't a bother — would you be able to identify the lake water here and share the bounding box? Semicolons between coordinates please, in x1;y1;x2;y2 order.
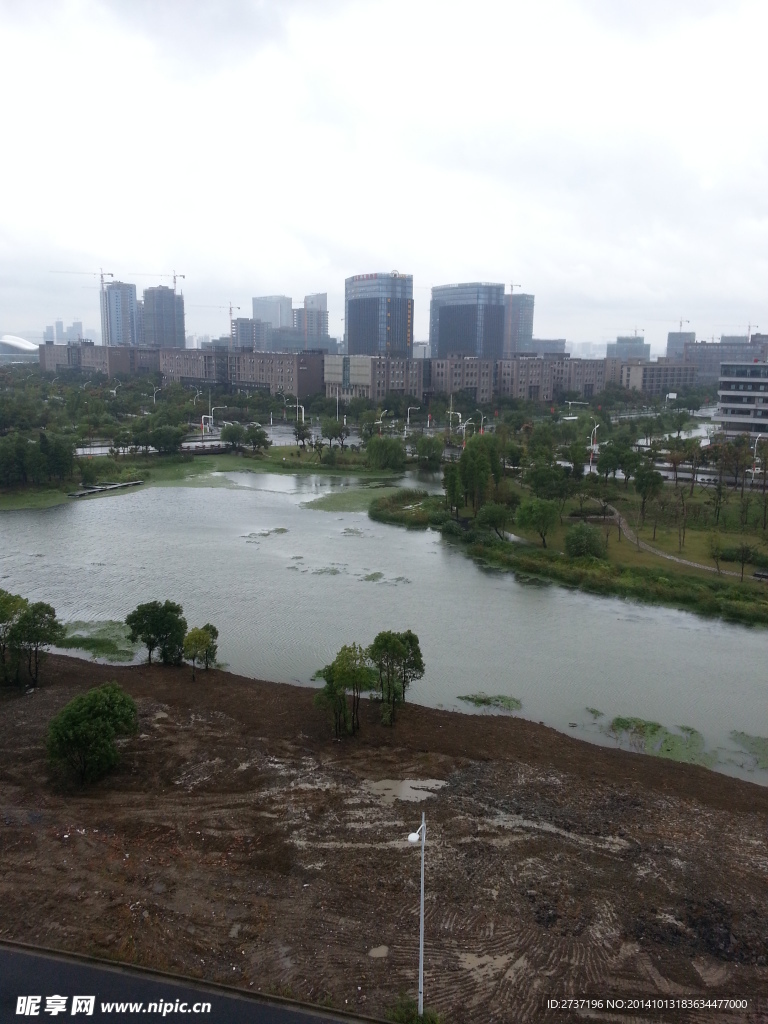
1;471;767;784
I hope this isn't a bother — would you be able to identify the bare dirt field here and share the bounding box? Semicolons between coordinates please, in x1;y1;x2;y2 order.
2;656;768;1023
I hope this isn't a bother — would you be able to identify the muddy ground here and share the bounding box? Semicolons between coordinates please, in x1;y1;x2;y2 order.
2;656;768;1023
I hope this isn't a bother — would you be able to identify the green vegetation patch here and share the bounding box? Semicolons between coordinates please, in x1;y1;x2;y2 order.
59;620;140;663
458;692;522;712
609;717;714;767
304;486;400;512
362;571;384;582
730;731;768;769
369;489;449;529
586;707;604;719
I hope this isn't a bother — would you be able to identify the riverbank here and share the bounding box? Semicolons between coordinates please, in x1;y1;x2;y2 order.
370;490;768;627
1;655;766;1023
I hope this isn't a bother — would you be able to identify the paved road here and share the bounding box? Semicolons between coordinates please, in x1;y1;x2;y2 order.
0;945;373;1024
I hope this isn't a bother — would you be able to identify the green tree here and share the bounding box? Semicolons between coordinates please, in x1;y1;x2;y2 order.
443;463;462;518
183;627;213;680
634;463;664;524
126;600;187;665
416;435;444;471
47;683;138;784
735;541;754;582
516;498;559;548
245;425;271;454
564;522;607;559
709;533;723;574
366;436;406;471
368;630;406;725
314;659;350;739
220;423;245;451
293;421;312;448
397;630;424;705
8;601;65;686
476;502;509;539
0;589;28;684
201;623;219;669
149;426;186;454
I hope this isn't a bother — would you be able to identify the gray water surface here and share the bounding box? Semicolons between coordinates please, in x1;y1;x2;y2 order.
1;471;766;784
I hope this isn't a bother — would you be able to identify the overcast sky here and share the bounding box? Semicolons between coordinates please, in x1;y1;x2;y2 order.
1;0;767;353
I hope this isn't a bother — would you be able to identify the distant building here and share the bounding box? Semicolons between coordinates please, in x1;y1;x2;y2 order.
39;341;159;377
43;326;54;343
666;331;696;359
161;348;324;398
142;286;185;348
606;336;650;361
684;336;768;383
620;361;696;395
231;317;272;351
100;281;138;347
345;272;413;357
324;354;425;402
412;342;430;359
526;338;566;356
721;335;749;345
293;293;330;344
252;295;293;329
503;293;534;356
429;283;504;360
715;361;768;437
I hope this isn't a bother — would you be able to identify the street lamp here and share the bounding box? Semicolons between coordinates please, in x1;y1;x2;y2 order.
210;405;228;431
589;420;600;472
406;406;420;437
374;409;388;436
476;409;487;434
407;813;426;1018
152;386;162;405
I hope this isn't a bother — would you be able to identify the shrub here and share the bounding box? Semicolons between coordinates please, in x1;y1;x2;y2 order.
47;683;138;784
366;435;406;471
565;522;607;559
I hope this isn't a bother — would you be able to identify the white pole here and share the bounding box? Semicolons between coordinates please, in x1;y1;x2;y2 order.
419;811;425;1017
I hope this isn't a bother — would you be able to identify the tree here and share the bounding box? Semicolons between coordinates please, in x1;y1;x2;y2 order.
149;426;185;454
735;541;754;582
477;502;509;539
0;589;28;684
245;425;271;454
416;435;444;472
709;533;723;575
314;659;350;739
183;627;213;680
443;463;462;518
8;602;65;686
293;421;312;448
516;498;559;548
47;683;138;785
126;600;187;665
565;522;607;559
397;630;424;705
322;418;349;449
220;423;245;451
201;623;219;669
318;642;372;735
634;463;663;524
366;436;406;471
368;631;406;725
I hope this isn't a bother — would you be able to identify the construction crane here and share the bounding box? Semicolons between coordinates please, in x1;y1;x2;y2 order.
50;269;114;342
187;303;241;341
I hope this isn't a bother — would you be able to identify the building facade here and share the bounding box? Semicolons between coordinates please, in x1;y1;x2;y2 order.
345;272;413;357
429;283;504;360
684;337;768;384
142;286;185;348
100;281;138;346
503;293;534;356
606;337;650;361
39;341;159;377
324;355;425;402
666;331;696;359
620;361;696;395
715;362;768;437
252;295;293;329
160;348;324;398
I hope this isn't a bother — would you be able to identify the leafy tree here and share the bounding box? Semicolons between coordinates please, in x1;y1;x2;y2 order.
220;423;245;451
8;602;65;686
293;421;312;448
397;630;424;705
516;498;559;548
368;630;406;725
458;440;491;510
201;623;219;669
322;418;349;449
634;463;664;524
245;425;271;454
735;541;755;582
443;463;462;518
366;436;406;471
126;600;187;665
476;502;509;539
183;627;213;680
314;659;350;739
416;435;444;472
0;589;28;684
709;533;723;574
565;522;607;559
150;425;185;454
47;683;138;785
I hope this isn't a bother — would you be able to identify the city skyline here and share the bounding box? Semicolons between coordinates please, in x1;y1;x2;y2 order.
1;0;767;352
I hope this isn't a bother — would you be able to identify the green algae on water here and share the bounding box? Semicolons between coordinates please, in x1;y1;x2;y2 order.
609;717;715;767
586;707;603;719
59;620;139;663
458;693;522;712
362;571;384;582
730;731;768;769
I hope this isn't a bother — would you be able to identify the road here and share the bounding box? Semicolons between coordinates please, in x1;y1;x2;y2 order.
0;944;375;1024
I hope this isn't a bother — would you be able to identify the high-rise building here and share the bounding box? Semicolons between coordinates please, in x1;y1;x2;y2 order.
345;272;413;357
231;317;272;351
142;286;185;348
100;281;138;346
527;338;566;356
503;293;535;355
606;336;650;361
293;293;329;342
666;331;696;359
429;283;505;359
252;295;293;329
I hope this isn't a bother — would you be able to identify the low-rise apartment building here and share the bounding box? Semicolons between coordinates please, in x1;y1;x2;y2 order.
324;355;425;402
160;348;324;398
715;362;768;438
620;361;696;395
39;342;160;377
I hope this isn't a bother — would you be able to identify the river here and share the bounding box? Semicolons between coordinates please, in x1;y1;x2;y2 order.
1;470;767;784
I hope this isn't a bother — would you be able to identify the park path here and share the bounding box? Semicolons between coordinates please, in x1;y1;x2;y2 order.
603;505;743;578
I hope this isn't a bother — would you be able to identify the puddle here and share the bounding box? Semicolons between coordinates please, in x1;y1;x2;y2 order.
368;946;388;958
361;778;446;805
